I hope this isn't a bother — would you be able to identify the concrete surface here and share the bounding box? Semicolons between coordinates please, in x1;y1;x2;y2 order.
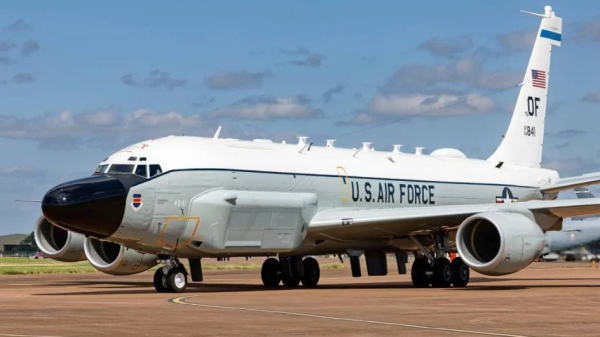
1;260;600;337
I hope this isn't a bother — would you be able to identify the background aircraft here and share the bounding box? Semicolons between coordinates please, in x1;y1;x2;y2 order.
543;188;600;260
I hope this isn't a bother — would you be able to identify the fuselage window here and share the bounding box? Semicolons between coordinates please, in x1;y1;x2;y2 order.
107;164;135;174
94;164;109;175
149;164;163;177
135;165;148;178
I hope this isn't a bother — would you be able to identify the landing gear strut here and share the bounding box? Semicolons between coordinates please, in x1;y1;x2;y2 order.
153;258;188;293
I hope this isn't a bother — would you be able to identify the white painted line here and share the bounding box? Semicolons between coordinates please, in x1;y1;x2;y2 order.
170;296;531;337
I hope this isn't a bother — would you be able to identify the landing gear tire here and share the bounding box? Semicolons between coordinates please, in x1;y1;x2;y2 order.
301;257;320;287
166;267;188;293
153;268;169;293
451;257;470;287
411;258;431;288
431;258;452;288
261;258;282;288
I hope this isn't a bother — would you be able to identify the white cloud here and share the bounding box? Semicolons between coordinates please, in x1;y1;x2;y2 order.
369;93;495;117
418;36;473;58
574;17;600;43
290;54;326;67
582;90;600;103
0;109;204;149
204;70;273;90
211;95;320;121
497;31;536;52
121;70;187;91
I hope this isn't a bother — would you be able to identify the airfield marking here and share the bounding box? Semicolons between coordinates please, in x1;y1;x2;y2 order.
169;295;531;337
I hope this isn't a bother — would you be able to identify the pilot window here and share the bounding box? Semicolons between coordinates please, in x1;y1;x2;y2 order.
107;164;135;174
94;164;109;174
135;165;148;178
149;164;163;177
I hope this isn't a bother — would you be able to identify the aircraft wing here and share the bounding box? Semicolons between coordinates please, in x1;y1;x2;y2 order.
308;198;600;240
541;172;600;194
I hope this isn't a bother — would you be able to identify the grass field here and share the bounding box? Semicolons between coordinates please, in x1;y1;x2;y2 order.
0;257;345;275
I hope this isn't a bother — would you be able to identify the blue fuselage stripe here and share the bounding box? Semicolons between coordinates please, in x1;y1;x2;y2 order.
540;29;561;42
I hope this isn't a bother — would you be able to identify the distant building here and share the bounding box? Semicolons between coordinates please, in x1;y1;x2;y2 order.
0;234;29;256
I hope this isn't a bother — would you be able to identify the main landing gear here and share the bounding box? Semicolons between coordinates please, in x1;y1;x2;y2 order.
154;258;188;293
409;232;470;288
261;256;321;288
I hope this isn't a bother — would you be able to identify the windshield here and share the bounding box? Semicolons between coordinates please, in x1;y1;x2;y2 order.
107;164;135;174
149;165;163;177
93;164;109;175
135;165;147;178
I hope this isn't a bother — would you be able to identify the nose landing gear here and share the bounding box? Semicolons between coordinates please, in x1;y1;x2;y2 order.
153;258;188;293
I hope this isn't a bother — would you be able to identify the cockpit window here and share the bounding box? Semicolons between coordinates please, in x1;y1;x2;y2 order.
94;164;109;174
107;164;135;174
135;165;148;178
149;165;163;177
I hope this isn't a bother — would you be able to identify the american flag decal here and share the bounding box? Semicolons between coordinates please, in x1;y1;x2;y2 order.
532;70;546;89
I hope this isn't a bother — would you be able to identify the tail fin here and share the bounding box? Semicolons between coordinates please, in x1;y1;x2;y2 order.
488;6;562;168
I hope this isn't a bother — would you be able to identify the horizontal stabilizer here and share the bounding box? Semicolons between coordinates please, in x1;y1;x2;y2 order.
541;172;600;193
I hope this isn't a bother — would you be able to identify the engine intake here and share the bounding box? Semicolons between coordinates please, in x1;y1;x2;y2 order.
34;216;86;262
456;211;544;276
84;237;158;276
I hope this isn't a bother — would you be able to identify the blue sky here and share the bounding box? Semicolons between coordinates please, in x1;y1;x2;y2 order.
0;1;599;234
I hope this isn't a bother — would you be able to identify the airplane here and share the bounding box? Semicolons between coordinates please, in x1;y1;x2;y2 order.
542;188;600;259
32;6;600;293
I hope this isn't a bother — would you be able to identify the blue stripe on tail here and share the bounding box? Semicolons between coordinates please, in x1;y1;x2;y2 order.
540;29;561;42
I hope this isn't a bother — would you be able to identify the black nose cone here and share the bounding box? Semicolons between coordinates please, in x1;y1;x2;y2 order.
42;175;128;238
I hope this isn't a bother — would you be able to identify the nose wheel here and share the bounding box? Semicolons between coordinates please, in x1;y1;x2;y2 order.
153;259;188;293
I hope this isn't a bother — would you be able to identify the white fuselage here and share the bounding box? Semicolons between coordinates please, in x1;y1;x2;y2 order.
97;136;559;257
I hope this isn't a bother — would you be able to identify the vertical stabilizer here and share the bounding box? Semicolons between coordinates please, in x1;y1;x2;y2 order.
488;6;562;168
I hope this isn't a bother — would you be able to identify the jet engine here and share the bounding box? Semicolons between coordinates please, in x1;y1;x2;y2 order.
83;237;158;276
456;211;544;276
34;216;86;262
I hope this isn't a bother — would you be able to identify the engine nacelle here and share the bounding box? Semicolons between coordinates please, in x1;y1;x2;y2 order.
34;216;86;262
456;211;544;276
84;237;158;276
